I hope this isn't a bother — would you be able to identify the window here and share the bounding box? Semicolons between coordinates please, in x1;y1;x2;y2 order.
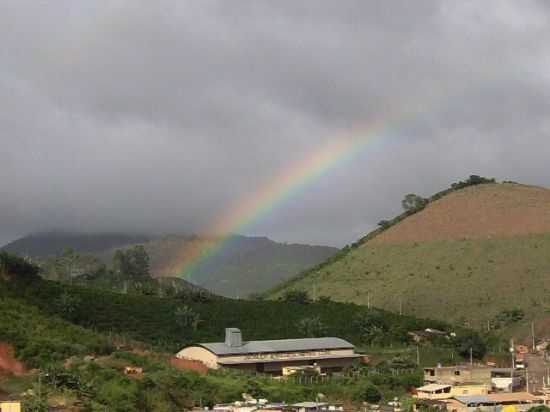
454;370;461;376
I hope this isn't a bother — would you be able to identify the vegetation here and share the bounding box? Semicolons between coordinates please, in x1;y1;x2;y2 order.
269;179;550;336
0;252;493;410
0;252;483;353
2;233;337;298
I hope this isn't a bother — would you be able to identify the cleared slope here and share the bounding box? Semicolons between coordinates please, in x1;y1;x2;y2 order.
273;183;550;325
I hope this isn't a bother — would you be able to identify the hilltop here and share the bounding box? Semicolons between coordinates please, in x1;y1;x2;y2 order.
271;181;550;328
2;233;337;297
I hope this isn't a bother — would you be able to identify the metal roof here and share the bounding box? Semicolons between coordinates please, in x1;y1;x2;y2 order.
198;337;354;356
454;396;492;405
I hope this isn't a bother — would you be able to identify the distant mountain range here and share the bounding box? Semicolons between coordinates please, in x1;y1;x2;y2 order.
271;181;550;329
2;231;337;298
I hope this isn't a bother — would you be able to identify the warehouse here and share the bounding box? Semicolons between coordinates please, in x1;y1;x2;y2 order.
176;328;361;375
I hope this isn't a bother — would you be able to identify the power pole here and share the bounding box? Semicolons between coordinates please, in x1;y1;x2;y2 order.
367;292;371;309
470;347;473;366
532;321;536;352
399;297;403;316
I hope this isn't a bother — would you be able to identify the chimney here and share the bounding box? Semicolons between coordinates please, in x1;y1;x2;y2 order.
225;328;243;347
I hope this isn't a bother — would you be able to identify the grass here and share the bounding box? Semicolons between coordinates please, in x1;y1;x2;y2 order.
271;233;550;327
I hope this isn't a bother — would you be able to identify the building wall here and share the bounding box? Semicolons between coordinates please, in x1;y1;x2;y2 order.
424;367;492;385
0;402;22;412
218;348;354;365
176;346;219;369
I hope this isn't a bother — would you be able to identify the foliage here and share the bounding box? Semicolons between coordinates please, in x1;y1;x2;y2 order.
453;331;487;360
297;316;328;338
0;251;40;280
353;383;382;403
0;270;469;353
282;290;311;304
527;406;550;412
492;308;525;329
175;305;201;331
112;245;150;278
402;194;428;213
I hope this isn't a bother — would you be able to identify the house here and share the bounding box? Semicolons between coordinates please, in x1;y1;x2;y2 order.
491;368;523;392
415;384;489;400
0;401;21;412
291;402;343;412
444;392;543;412
176;328;361;375
423;365;493;386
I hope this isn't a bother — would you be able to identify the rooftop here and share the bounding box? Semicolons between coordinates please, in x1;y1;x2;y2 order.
416;384;452;392
199;337;355;356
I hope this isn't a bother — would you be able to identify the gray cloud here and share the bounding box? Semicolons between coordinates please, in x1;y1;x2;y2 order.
1;0;549;247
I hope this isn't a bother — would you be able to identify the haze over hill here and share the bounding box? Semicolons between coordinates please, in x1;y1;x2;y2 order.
272;182;550;327
1;232;337;297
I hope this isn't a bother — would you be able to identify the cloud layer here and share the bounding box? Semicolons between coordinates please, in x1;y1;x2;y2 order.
2;0;550;246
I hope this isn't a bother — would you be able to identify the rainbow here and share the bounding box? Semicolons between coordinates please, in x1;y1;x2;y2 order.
160;115;397;281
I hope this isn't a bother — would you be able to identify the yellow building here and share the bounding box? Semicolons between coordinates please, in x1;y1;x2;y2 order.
415;384;490;400
176;328;361;375
0;401;21;412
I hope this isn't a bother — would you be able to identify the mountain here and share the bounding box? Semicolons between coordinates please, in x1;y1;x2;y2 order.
2;232;337;297
1;231;150;256
270;181;550;328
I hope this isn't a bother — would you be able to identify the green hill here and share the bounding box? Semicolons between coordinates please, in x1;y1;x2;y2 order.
0;252;488;411
270;180;550;329
2;233;337;297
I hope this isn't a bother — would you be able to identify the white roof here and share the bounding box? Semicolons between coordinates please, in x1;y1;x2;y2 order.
292;403;328;408
417;384;452;392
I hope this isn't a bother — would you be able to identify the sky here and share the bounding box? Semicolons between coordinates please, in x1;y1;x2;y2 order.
1;0;550;247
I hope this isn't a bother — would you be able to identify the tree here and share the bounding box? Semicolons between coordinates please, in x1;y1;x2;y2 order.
282;290;311;304
297;316;327;337
453;331;487;360
55;291;81;320
175;306;201;331
354;310;387;345
112;246;150;279
354;383;382;404
527;406;550;412
377;220;391;229
131;245;150;278
402;194;428;212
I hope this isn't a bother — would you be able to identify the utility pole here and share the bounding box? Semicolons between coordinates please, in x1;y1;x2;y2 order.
526;368;530;393
399;297;403;316
532;321;536;352
416;345;420;366
367;292;371;309
470;347;473;366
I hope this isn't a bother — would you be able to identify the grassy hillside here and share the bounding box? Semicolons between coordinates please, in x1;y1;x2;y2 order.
3;233;337;297
0;252;497;411
271;182;550;328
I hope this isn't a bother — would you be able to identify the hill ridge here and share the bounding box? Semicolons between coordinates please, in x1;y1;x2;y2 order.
270;180;550;327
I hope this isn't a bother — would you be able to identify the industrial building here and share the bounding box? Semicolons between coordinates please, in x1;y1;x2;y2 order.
176;328;361;375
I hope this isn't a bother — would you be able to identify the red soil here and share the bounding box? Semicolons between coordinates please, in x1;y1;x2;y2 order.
0;342;26;376
370;183;550;245
170;357;208;375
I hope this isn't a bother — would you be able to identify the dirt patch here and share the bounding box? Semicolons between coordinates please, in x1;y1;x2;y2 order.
0;343;26;376
170;357;208;375
370;184;550;245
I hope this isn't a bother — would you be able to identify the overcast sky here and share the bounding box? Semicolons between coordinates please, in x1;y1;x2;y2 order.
1;0;550;247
